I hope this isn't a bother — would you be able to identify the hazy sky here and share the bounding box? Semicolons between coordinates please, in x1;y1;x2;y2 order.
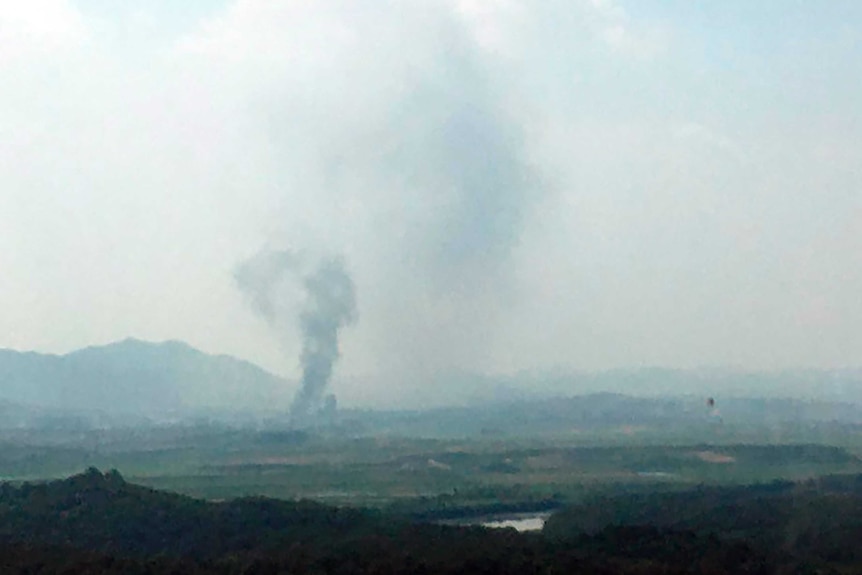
2;1;860;400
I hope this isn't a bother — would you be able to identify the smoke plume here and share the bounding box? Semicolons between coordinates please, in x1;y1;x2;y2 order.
224;4;540;396
234;249;357;421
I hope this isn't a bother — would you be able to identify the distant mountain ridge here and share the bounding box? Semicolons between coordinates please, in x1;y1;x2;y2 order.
345;392;862;440
1;338;860;427
0;338;291;417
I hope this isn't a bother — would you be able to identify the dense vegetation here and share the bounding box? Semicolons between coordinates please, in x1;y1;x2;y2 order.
546;474;862;570
2;468;862;573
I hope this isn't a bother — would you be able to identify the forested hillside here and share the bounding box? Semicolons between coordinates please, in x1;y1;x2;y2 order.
4;469;862;573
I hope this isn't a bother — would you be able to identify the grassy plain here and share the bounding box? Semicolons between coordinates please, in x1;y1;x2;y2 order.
3;419;862;516
131;440;862;508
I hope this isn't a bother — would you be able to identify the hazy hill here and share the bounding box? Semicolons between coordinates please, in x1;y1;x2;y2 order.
1;338;860;432
344;393;862;440
0;339;291;417
341;365;862;412
488;366;862;406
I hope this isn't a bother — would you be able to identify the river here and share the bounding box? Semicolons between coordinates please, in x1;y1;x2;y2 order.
478;511;553;532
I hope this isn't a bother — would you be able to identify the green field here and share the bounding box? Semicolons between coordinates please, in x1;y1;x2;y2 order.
3;424;861;517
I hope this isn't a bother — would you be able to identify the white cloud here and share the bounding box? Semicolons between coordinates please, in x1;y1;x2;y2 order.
451;0;524;55
178;0;360;65
672;121;748;163
0;0;88;63
588;0;668;58
450;0;669;60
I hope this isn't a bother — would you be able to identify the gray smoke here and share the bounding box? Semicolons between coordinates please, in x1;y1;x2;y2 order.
234;6;539;392
233;250;300;319
234;249;357;421
291;256;357;419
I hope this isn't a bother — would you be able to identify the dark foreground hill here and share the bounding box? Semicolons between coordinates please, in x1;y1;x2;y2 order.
0;468;773;574
6;470;862;573
546;474;862;570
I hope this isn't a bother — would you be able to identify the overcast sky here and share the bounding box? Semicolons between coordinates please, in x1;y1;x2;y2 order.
1;1;860;401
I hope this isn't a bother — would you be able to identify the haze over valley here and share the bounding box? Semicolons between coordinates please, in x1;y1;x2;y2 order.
1;338;861;420
1;2;860;572
2;1;860;404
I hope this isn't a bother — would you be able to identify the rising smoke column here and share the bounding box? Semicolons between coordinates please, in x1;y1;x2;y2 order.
234;249;357;421
292;256;357;419
231;5;540;396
